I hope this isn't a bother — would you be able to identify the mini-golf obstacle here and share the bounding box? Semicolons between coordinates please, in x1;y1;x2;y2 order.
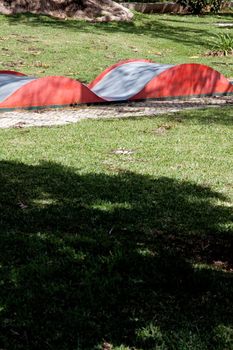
0;59;232;111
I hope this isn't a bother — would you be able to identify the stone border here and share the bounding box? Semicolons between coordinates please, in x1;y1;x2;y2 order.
121;1;233;13
122;2;189;13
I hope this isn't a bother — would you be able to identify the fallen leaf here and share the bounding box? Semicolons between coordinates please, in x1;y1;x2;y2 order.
111;148;135;155
102;342;112;350
154;124;172;135
13;122;27;128
104;54;115;59
18;201;28;209
34;61;50;68
129;45;139;52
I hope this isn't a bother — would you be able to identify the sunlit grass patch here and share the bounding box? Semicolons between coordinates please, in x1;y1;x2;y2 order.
0;13;233;80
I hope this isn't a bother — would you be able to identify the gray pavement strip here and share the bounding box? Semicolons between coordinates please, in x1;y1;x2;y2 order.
0;96;232;129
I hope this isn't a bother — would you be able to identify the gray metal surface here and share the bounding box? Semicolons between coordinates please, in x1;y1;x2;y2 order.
0;74;36;103
91;62;174;101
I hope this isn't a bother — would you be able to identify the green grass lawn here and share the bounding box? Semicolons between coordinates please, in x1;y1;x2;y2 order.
0;107;233;350
0;12;233;81
0;11;233;350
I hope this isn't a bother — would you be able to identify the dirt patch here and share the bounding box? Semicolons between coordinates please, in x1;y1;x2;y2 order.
0;0;133;21
204;50;233;57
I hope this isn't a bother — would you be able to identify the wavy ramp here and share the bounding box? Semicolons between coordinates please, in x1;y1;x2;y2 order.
0;60;232;110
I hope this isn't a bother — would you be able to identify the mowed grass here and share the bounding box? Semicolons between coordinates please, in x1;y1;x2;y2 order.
0;106;233;350
0;12;233;81
0;10;233;350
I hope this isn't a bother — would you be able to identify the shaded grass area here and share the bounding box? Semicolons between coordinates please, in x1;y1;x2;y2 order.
0;107;233;349
0;13;233;81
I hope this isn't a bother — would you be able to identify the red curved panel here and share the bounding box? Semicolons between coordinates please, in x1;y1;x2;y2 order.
0;70;26;76
88;59;153;89
0;76;103;109
131;63;233;100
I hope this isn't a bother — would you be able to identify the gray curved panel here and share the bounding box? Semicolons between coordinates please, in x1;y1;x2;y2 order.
0;74;36;103
91;62;174;101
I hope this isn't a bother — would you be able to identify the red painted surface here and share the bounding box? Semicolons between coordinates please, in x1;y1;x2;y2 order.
0;70;26;76
131;63;233;100
88;59;152;89
0;62;232;110
0;76;103;109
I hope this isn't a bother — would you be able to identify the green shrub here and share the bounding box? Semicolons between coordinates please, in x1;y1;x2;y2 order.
211;33;233;56
177;0;225;14
212;325;233;350
136;323;168;349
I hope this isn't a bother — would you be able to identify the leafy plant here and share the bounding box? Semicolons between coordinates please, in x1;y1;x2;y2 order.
213;325;233;350
136;323;167;349
211;32;233;56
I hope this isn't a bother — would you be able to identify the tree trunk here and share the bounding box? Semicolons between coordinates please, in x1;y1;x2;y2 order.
0;0;133;21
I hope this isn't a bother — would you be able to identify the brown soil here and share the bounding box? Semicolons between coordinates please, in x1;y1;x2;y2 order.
0;0;133;21
204;50;233;57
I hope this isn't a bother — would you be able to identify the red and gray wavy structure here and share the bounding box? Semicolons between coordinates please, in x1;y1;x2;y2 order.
0;59;232;110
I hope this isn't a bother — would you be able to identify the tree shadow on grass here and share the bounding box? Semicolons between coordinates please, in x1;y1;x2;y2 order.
0;160;232;349
120;104;233;126
4;13;215;49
